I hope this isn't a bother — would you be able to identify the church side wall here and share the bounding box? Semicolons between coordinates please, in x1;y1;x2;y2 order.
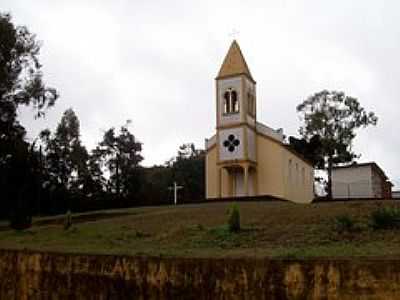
206;147;218;199
282;148;314;204
256;135;285;199
206;146;232;199
247;128;256;162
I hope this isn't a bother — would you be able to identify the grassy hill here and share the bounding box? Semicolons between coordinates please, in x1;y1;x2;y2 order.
1;200;400;258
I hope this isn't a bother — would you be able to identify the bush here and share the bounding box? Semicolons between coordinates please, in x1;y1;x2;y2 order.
334;215;355;233
371;207;400;229
9;213;32;230
227;204;240;233
64;210;72;230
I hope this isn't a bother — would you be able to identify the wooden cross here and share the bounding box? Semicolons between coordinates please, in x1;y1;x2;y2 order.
168;181;183;205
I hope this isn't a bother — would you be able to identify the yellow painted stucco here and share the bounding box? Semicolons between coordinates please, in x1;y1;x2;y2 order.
256;135;285;198
216;40;254;82
205;146;235;199
205;40;314;203
206;134;314;203
257;134;315;203
281;143;314;204
206;146;217;198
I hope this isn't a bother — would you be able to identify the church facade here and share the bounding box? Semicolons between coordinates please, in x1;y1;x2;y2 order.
205;41;314;204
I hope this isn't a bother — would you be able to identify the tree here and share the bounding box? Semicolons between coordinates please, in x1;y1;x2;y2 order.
0;13;58;226
297;90;377;199
0;13;57;143
4;139;37;228
288;135;324;169
95;121;143;200
40;109;88;211
79;152;105;199
168;143;205;202
140;165;172;205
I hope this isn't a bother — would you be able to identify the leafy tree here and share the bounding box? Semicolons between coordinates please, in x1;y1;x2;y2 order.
0;13;58;226
140;165;172;205
288;135;324;169
95;121;143;200
4;139;37;228
80;153;105;199
168;143;205;202
40;109;88;210
0;13;57;143
137;143;205;206
297;90;377;199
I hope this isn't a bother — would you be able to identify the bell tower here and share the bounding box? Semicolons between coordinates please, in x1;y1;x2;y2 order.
215;40;257;197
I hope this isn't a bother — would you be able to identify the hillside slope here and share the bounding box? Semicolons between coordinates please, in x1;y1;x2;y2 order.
1;200;400;258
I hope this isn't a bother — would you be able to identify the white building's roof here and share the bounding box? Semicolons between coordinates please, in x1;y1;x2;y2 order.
333;162;390;181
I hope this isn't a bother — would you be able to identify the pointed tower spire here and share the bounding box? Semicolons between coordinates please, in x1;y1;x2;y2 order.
216;40;254;82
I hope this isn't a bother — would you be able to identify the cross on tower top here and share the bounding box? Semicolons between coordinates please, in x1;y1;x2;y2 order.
229;29;240;40
216;39;254;82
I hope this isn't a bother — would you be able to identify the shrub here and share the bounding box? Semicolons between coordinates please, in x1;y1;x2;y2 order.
9;213;32;230
9;192;32;230
334;215;355;233
196;224;204;231
371;207;400;229
227;204;240;233
64;210;72;230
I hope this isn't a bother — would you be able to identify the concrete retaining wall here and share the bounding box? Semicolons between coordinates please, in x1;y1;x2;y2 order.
1;249;400;299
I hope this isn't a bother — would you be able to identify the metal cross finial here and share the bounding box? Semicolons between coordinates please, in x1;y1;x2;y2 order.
229;29;240;40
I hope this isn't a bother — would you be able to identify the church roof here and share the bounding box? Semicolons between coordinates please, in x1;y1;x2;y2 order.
216;40;255;82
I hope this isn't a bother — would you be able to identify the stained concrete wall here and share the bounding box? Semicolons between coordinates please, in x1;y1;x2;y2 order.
1;249;400;299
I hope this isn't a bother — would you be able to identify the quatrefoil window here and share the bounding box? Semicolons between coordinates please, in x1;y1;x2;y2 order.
223;134;240;152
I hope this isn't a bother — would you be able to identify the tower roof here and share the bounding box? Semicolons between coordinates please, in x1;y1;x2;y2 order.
216;40;254;82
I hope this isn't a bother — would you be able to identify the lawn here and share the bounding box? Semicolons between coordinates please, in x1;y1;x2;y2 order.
1;200;400;258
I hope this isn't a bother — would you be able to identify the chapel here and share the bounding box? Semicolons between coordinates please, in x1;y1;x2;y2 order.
205;40;314;203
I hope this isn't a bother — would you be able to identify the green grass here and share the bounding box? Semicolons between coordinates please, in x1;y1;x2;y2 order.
183;224;258;250
370;206;400;229
1;201;400;258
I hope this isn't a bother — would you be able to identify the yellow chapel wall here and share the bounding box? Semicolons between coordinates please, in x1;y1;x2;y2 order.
256;134;314;203
205;146;218;198
256;135;285;199
281;147;314;204
206;146;232;199
207;133;314;203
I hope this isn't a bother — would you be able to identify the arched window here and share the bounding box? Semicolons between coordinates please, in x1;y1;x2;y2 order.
224;91;231;114
231;90;238;112
223;88;239;114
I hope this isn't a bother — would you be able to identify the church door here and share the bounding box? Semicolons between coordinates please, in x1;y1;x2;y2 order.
233;170;245;197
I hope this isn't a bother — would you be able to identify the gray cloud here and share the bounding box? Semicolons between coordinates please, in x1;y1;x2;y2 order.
5;0;400;187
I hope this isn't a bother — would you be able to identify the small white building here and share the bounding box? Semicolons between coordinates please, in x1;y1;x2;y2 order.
393;191;400;199
332;162;392;199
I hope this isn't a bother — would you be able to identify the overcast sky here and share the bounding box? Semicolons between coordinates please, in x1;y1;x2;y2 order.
4;0;400;187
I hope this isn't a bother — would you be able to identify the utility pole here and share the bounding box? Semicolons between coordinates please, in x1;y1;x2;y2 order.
168;181;183;205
